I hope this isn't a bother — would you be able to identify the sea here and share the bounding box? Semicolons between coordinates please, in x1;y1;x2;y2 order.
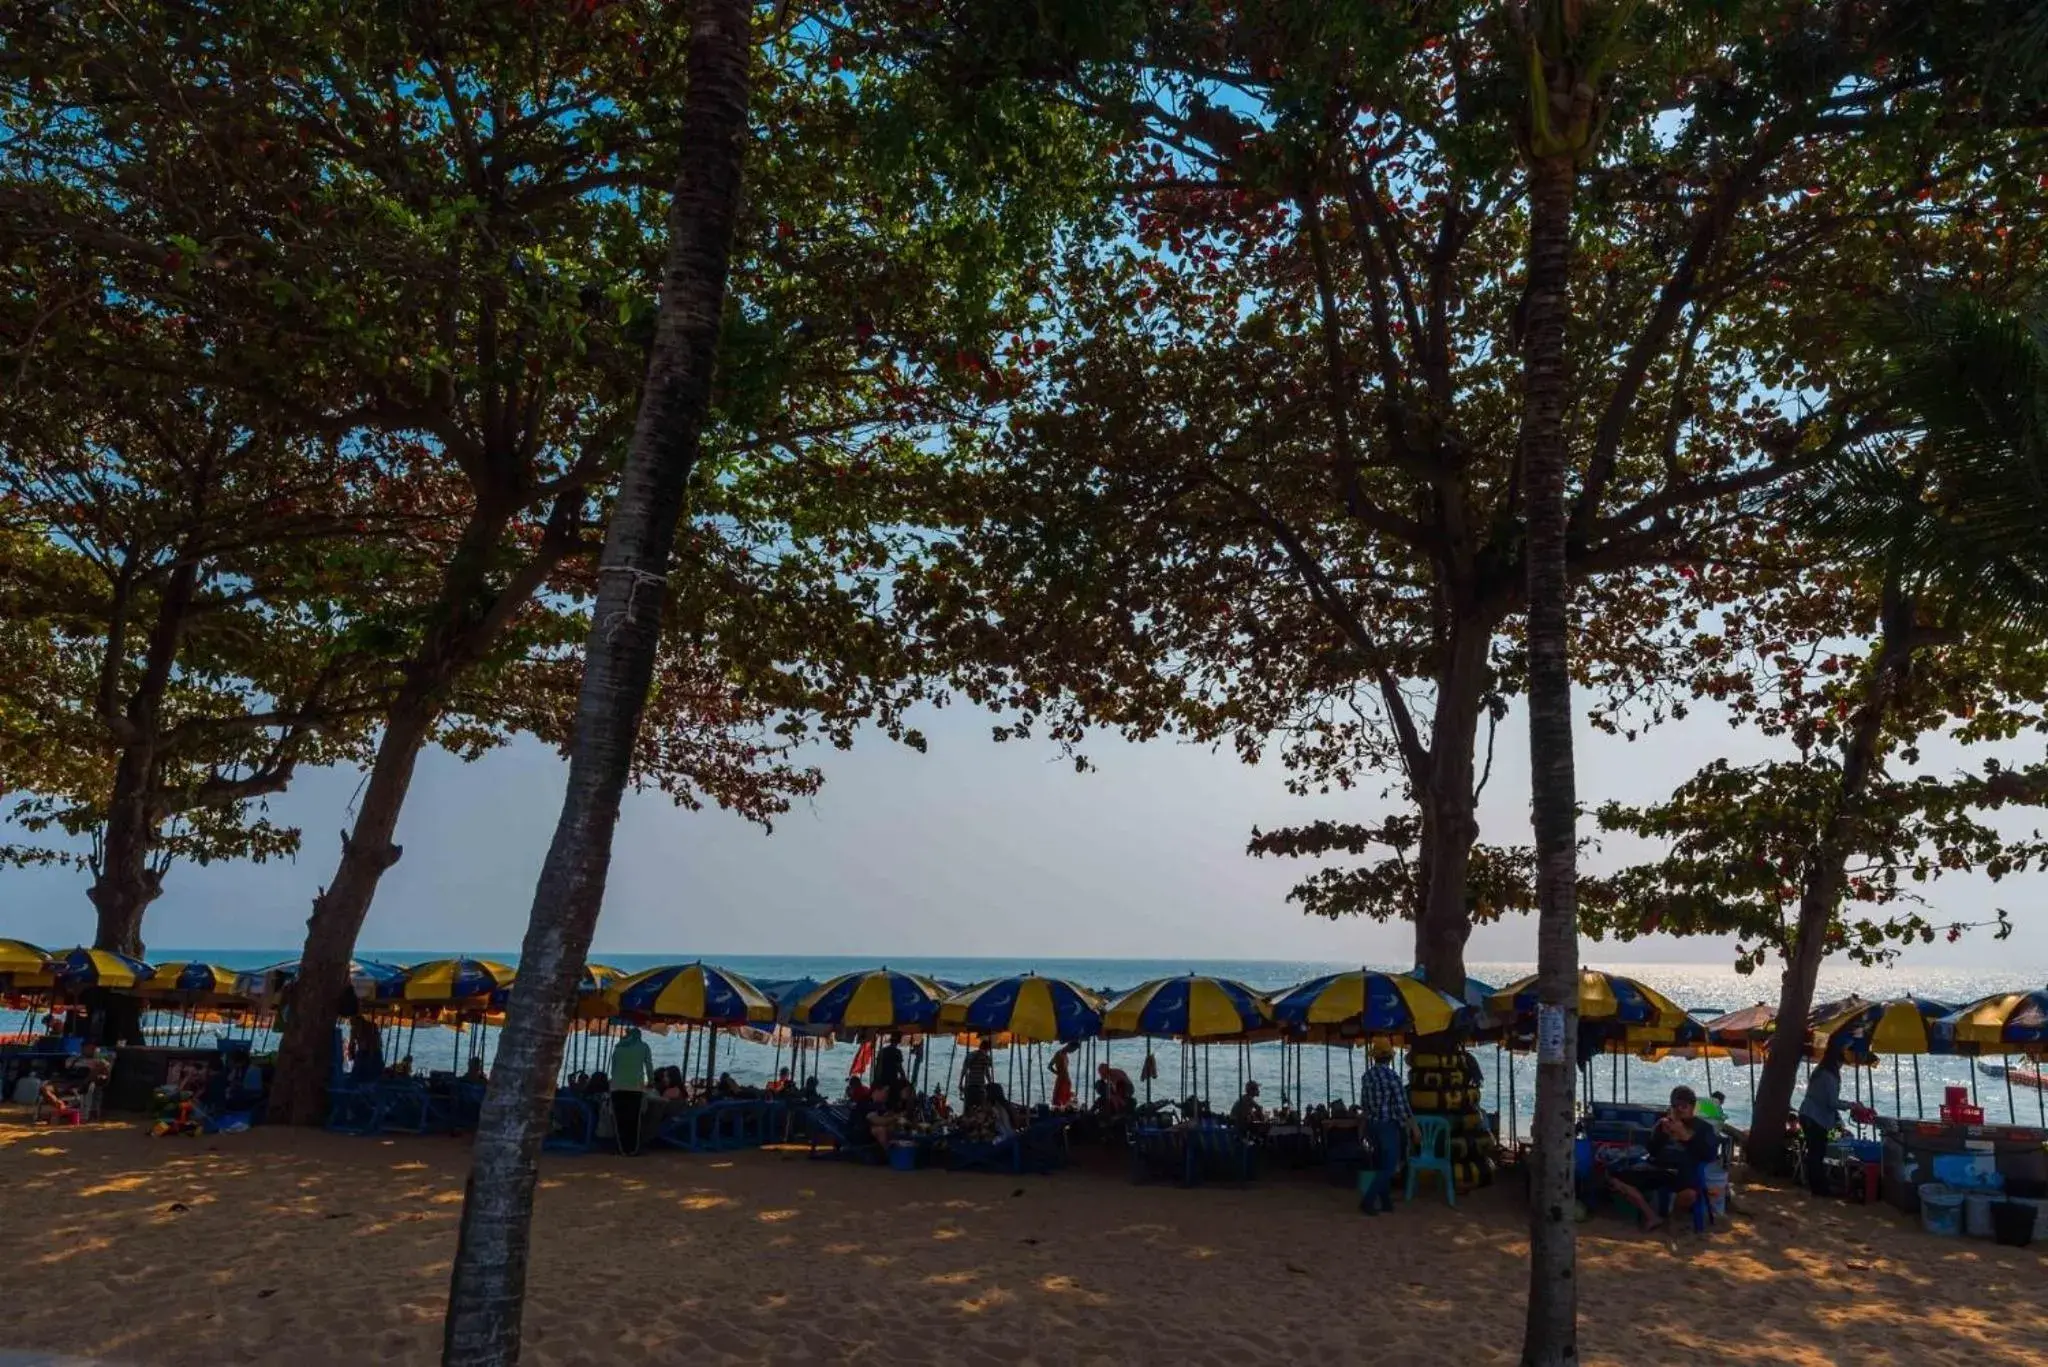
123;952;2048;1139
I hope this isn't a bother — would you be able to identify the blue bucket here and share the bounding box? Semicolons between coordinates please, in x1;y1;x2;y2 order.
1919;1183;1965;1237
887;1142;918;1172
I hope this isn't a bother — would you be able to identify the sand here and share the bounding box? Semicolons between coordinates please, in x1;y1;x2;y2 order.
1;1119;2043;1367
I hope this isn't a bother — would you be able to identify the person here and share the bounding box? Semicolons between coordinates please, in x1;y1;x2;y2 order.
872;1034;907;1092
961;1043;994;1108
766;1067;793;1095
1359;1045;1419;1215
1698;1090;1728;1124
1097;1062;1134;1116
1229;1079;1265;1129
1049;1041;1079;1110
1607;1085;1719;1231
1799;1047;1855;1196
609;1026;654;1156
796;1074;823;1106
715;1071;742;1100
345;1012;383;1085
462;1057;488;1085
867;1074;917;1147
390;1055;414;1079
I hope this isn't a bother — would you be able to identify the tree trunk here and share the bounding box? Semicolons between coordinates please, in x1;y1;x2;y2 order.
267;689;439;1124
1744;583;1914;1172
87;552;200;957
1415;612;1500;993
1519;150;1580;1367
88;745;162;958
440;3;752;1361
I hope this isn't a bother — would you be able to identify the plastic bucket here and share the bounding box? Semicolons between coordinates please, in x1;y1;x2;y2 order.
1704;1165;1730;1218
1965;1192;1998;1238
1919;1183;1964;1237
1991;1199;2038;1248
887;1142;918;1172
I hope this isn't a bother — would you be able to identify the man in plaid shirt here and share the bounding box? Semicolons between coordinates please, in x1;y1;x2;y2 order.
1359;1045;1422;1214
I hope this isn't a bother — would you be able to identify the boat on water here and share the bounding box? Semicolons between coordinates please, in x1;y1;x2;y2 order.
1975;1061;2047;1090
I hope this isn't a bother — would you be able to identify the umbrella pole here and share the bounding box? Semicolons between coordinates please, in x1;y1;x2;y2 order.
1913;1055;1923;1118
1971;1063;1978;1107
1704;1053;1713;1095
2037;1058;2045;1129
1324;1042;1332;1106
1507;1048;1517;1148
1894;1055;1902;1119
2005;1055;2017;1124
1623;1053;1630;1105
706;1023;718;1093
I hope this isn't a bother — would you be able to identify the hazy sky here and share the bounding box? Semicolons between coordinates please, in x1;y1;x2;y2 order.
10;690;2043;968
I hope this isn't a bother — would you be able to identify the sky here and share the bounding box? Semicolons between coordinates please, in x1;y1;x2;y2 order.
9;689;2043;967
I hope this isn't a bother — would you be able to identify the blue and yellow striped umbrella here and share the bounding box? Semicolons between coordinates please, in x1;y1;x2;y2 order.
402;957;516;1005
940;975;1103;1043
1270;970;1465;1039
237;958;408;1005
53;946;152;991
141;961;248;1002
1935;990;2048;1055
612;961;776;1025
0;938;55;987
1812;995;1954;1061
1103;974;1268;1040
792;968;945;1033
1488;969;1691;1029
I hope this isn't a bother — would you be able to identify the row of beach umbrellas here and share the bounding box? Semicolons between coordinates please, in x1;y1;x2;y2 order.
7;936;2045;1059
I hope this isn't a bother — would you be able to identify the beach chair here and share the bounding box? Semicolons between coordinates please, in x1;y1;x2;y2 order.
1655;1160;1715;1233
324;1082;382;1136
1188;1123;1257;1185
543;1093;596;1154
800;1104;881;1162
1406;1115;1457;1207
374;1081;435;1135
1016;1115;1071;1174
1127;1125;1187;1184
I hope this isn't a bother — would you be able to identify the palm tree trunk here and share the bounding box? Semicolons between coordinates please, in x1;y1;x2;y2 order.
439;3;753;1362
1744;579;1914;1172
1519;149;1580;1367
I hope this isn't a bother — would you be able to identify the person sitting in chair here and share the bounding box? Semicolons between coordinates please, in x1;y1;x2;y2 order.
1229;1080;1266;1129
1607;1084;1719;1232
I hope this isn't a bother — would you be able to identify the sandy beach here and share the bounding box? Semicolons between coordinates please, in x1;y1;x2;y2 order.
2;1120;2043;1367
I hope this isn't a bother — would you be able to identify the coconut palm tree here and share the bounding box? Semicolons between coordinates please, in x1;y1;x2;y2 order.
1744;293;2048;1174
438;2;755;1362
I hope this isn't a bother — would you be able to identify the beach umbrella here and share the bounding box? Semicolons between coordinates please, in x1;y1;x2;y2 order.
52;946;153;992
140;961;248;1002
1402;967;1500;1012
1488;968;1691;1029
1271;969;1465;1041
1703;1002;1777;1048
1103;974;1268;1040
939;974;1103;1043
0;938;55;988
1811;995;1954;1062
1934;990;2048;1055
791;968;946;1034
401;956;517;1006
236;958;408;1007
612;962;776;1025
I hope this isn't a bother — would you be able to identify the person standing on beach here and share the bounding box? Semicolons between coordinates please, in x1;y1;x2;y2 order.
872;1034;907;1091
1359;1045;1419;1215
1049;1041;1079;1109
1798;1047;1854;1195
961;1043;994;1108
609;1027;654;1157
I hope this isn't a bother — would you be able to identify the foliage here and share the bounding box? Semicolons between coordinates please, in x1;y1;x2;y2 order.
888;1;2048;979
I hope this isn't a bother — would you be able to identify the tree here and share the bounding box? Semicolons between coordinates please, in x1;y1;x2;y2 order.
439;1;752;1359
1589;294;2048;1172
3;0;1101;1120
893;0;2048;997
1506;0;1626;1358
0;305;394;957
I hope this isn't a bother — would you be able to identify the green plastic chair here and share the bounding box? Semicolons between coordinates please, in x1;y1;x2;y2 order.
1406;1115;1456;1207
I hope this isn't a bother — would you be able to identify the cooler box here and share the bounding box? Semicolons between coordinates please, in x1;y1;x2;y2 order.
1919;1183;1964;1236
